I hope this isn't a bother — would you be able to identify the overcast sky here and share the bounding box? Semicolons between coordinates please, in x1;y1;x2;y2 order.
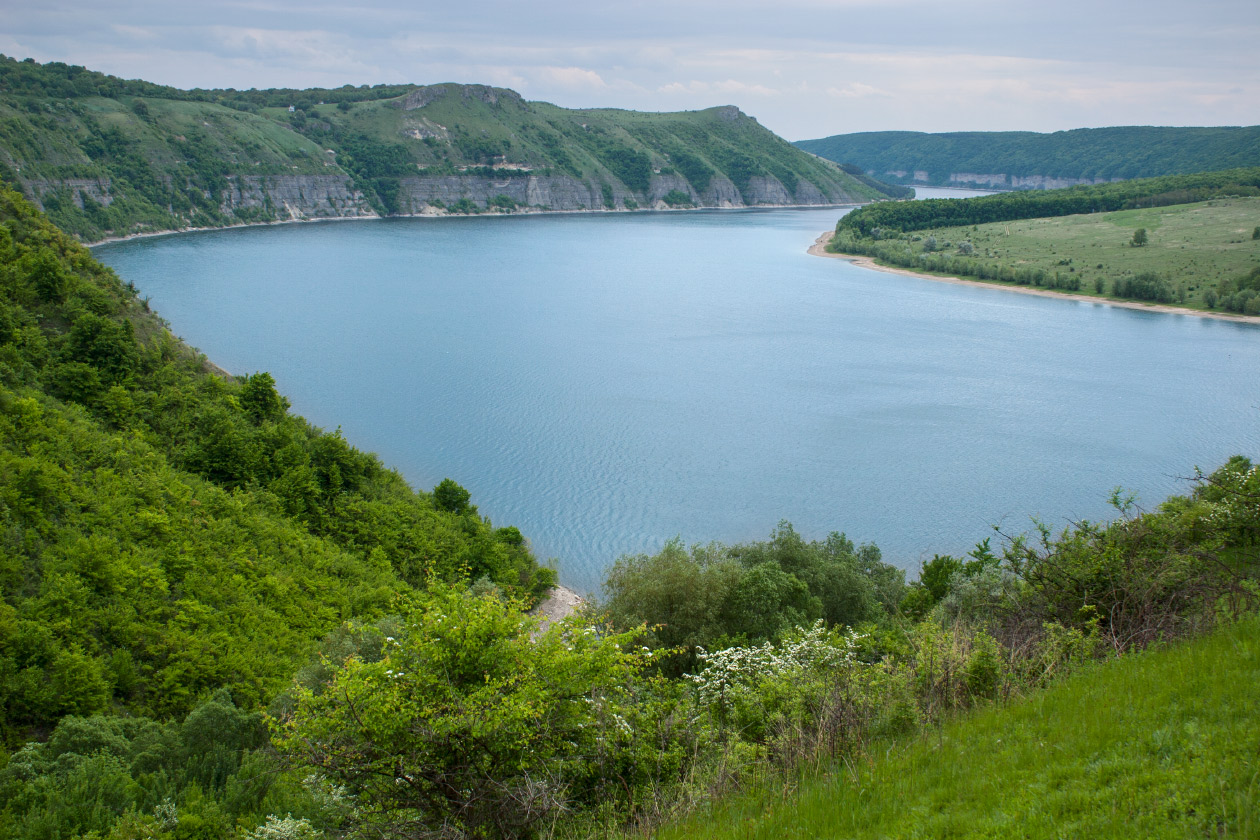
3;0;1257;140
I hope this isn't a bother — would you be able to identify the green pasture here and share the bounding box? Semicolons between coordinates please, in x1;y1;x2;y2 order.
915;197;1260;308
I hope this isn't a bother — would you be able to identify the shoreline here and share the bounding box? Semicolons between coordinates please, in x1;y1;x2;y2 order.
85;201;869;248
808;232;1260;325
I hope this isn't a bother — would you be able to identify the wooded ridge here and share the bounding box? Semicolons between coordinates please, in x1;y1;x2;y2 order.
795;126;1260;189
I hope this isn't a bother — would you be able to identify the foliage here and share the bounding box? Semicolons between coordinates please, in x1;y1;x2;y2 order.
1130;226;1148;246
658;614;1260;840
602;524;903;673
277;587;652;839
0;186;552;745
661;189;693;207
0;691;331;840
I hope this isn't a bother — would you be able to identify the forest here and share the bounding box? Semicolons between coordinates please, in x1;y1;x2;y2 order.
0;183;1256;838
795;125;1260;186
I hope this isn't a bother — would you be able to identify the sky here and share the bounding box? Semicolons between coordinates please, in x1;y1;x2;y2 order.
3;0;1258;141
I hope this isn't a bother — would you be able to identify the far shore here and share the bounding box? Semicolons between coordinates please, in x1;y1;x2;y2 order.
84;201;867;248
808;232;1260;325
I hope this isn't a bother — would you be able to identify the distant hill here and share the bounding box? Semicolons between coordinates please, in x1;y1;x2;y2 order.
0;56;909;242
794;126;1260;190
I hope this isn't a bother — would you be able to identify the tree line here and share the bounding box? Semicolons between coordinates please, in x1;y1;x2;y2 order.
837;167;1260;235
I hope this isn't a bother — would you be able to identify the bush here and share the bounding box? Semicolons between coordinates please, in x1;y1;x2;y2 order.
278;588;650;839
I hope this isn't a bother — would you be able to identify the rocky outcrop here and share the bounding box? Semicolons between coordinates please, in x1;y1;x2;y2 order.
394;171;853;213
24;178;114;209
399;84;526;111
23;174;377;223
397;174;598;211
220;175;376;219
27;168;854;243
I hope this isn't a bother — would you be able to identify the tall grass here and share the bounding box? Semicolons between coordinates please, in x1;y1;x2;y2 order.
655;616;1260;839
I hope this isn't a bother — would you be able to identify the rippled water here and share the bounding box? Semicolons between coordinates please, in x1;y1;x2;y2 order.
95;199;1260;593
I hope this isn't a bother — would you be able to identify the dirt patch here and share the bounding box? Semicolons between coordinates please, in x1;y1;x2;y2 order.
528;585;587;633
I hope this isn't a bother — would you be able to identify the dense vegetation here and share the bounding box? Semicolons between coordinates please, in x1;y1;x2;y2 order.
0;56;903;241
659;614;1260;839
1;177;1256;838
0;186;553;835
795;126;1260;187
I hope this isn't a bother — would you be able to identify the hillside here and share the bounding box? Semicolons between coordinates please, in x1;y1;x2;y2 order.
656;615;1260;839
795;126;1260;189
0;56;908;242
0;183;552;741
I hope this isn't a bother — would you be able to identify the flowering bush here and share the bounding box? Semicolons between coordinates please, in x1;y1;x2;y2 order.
687;622;865;745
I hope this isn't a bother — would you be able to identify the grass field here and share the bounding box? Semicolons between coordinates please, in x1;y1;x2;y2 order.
653;616;1260;840
903;197;1260;310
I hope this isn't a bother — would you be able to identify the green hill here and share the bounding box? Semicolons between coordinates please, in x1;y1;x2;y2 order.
0;56;907;242
0;184;551;742
656;615;1260;840
795;126;1260;189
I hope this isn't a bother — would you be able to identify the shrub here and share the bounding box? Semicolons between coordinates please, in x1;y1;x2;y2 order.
278;588;651;839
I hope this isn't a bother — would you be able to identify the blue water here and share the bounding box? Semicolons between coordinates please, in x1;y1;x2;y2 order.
95;202;1260;594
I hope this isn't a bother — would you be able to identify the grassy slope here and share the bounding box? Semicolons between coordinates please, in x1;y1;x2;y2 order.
1;60;901;240
899;197;1260;310
0;95;336;239
795;126;1260;185
270;90;888;203
658;616;1260;840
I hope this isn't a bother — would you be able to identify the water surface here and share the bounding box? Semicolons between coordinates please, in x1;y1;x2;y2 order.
96;203;1260;593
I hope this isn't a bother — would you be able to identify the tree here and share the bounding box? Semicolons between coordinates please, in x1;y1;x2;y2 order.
432;477;472;514
277;588;648;839
1130;227;1148;246
239;371;288;424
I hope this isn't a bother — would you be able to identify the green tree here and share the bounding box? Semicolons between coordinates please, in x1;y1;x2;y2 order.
239;371;288;424
432;477;472;514
1130;227;1148;246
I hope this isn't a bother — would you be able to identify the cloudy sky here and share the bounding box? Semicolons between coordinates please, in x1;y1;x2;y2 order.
3;0;1257;140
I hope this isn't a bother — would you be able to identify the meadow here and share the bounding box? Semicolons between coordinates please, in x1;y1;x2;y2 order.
909;197;1260;309
654;615;1260;840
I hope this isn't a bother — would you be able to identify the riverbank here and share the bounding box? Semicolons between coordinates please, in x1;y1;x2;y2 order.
85;202;866;248
809;232;1260;325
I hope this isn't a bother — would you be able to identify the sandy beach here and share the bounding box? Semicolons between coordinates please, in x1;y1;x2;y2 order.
808;232;1260;325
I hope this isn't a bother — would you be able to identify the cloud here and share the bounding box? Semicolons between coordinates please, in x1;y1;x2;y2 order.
2;0;1256;137
658;79;779;97
825;83;887;99
536;66;607;90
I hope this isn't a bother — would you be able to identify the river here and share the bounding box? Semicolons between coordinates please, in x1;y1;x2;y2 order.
94;193;1260;593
